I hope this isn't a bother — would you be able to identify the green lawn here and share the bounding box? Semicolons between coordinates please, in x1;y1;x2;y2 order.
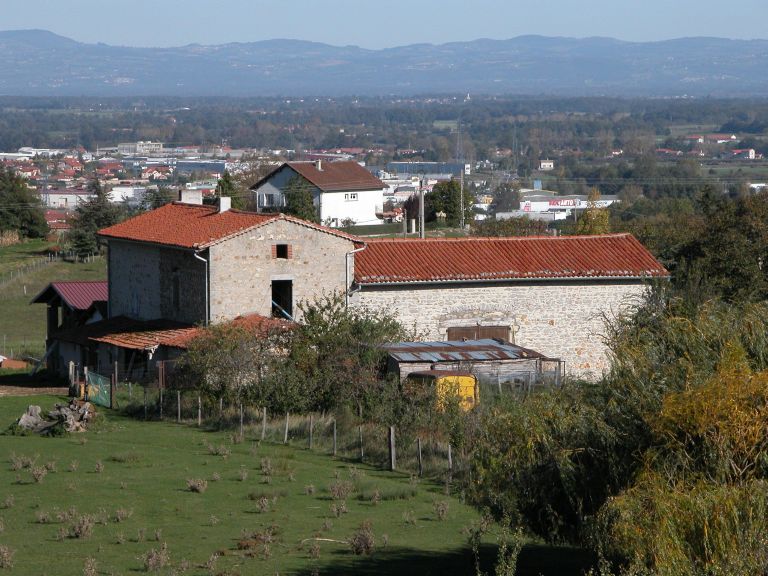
0;395;483;575
0;258;106;359
0;239;55;274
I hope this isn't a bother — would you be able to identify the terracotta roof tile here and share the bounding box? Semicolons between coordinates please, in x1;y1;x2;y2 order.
267;161;385;192
354;234;668;285
98;202;277;249
31;281;108;310
98;203;360;249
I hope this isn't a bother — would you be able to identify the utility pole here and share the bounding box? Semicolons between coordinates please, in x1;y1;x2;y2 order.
419;177;425;239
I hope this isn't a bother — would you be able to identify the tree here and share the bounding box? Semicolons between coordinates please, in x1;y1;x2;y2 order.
490;181;520;214
575;188;610;235
140;186;176;211
429;179;473;227
471;216;548;237
282;175;318;223
68;177;121;258
0;165;47;239
215;170;237;206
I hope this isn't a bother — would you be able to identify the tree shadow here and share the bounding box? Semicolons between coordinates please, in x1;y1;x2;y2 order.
295;543;595;576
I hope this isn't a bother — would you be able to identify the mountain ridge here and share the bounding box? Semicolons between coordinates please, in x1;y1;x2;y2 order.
1;30;767;97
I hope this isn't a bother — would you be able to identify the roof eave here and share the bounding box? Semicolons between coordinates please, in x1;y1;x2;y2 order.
356;274;670;287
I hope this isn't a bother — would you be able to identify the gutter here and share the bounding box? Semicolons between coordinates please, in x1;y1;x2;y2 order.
193;249;210;326
345;244;367;307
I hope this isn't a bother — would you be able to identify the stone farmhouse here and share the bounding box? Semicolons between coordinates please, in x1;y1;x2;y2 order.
251;160;387;227
39;196;667;380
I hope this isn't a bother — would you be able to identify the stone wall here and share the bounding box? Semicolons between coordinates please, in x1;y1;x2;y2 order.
208;219;354;322
108;240;206;324
352;281;648;378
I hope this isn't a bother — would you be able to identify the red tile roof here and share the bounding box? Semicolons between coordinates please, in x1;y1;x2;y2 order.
98;202;359;249
54;313;292;351
31;281;108;311
354;234;668;285
257;161;385;193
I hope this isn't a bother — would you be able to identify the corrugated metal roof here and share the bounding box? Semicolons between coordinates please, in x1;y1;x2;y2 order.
384;339;546;363
31;281;107;311
355;234;668;285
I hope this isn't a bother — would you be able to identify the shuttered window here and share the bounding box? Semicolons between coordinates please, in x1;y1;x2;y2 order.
446;325;510;342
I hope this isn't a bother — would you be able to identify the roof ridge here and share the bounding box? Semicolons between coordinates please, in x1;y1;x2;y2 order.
365;233;631;243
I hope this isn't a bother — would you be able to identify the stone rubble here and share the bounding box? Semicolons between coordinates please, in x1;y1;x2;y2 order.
16;401;95;434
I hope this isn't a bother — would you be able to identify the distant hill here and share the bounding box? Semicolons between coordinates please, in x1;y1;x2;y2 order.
1;30;767;97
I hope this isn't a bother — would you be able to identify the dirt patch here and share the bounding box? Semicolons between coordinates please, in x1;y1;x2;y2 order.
0;386;68;397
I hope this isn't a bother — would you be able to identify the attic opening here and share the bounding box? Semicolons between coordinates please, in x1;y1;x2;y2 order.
446;325;511;342
271;280;293;319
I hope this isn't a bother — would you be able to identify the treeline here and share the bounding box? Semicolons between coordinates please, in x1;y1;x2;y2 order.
2;96;768;163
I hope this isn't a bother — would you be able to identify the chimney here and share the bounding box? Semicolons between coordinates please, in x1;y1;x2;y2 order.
178;189;203;205
316;160;323;171
218;196;231;213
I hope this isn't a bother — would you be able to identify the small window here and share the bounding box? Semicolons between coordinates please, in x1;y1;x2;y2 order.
274;244;289;259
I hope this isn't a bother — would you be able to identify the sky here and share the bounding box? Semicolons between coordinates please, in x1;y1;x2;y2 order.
2;0;767;48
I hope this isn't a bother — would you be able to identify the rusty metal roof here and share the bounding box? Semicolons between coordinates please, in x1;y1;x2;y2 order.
384;339;546;363
31;281;107;311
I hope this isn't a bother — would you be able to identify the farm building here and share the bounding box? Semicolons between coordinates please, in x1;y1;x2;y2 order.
384;339;562;390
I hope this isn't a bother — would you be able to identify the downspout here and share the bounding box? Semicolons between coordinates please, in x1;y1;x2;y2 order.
193;249;209;326
345;244;367;308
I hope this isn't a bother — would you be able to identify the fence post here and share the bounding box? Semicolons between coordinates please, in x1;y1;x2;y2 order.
84;367;89;402
417;437;423;477
388;426;396;471
447;443;453;473
283;412;290;444
143;386;147;420
239;402;244;439
359;424;364;461
309;413;314;450
114;361;119;406
159;362;164;419
197;394;202;426
332;419;337;456
177;390;181;423
261;407;267;441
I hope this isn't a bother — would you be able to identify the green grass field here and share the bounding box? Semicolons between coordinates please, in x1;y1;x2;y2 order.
0;395;594;575
0;239;54;274
0;257;106;359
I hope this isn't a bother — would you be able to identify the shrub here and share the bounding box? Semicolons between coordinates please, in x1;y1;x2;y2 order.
83;557;97;576
69;515;95;539
0;545;14;569
31;466;47;483
433;500;449;521
238;467;248;482
329;480;353;501
114;508;133;522
94;461;104;474
186;478;208;493
348;520;375;555
142;542;170;572
304;484;316;495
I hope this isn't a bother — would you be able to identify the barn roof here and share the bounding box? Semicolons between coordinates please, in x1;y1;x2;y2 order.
384;339;547;363
98;202;359;249
355;233;668;285
31;281;108;311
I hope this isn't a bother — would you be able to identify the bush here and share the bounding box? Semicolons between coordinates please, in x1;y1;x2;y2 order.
142;543;170;572
0;545;14;569
348;520;375;555
68;515;95;539
186;478;208;493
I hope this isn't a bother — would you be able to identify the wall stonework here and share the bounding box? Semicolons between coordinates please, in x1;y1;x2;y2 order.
208;219;354;322
109;240;206;324
351;281;647;378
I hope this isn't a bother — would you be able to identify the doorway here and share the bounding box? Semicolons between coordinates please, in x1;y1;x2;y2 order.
271;280;293;319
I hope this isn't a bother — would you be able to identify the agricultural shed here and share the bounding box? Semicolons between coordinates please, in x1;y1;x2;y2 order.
383;339;562;387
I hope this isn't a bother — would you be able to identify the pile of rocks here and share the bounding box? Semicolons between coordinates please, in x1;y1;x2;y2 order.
16;401;95;435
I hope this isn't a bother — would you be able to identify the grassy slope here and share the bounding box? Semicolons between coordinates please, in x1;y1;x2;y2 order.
0;258;106;358
0;239;53;274
0;395;494;576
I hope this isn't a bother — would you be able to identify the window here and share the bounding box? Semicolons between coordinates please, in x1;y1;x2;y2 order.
344;193;358;201
272;244;291;259
446;326;511;342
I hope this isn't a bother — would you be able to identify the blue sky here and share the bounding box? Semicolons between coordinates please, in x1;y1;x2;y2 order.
3;0;766;48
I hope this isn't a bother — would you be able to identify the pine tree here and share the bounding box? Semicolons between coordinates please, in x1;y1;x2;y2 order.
0;165;47;238
69;177;121;257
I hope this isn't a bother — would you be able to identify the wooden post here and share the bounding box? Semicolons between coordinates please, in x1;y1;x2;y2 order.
332;419;337;456
129;382;133;400
112;361;118;409
84;367;89;402
359;424;364;461
497;373;502;397
239;402;244;439
388;426;396;471
447;443;453;473
177;390;181;423
143;387;147;420
283;412;290;444
417;437;423;477
197;394;202;426
309;414;314;450
219;397;223;418
158;362;164;419
261;407;267;440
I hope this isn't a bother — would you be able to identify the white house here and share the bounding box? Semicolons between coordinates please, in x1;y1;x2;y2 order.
251;161;387;227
